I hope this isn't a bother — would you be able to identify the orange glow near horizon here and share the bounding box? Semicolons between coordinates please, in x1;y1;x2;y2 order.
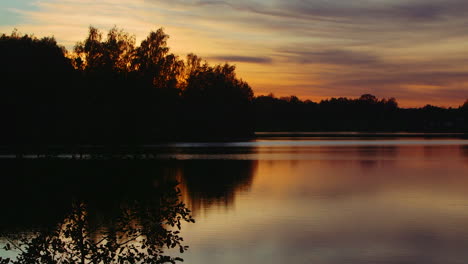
253;92;466;109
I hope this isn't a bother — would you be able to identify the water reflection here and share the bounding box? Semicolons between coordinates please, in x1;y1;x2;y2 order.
2;139;468;264
176;140;468;264
356;146;397;169
0;160;195;263
177;160;257;213
460;145;468;160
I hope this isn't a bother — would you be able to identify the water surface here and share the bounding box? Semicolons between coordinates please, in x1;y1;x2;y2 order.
175;138;468;264
2;137;468;264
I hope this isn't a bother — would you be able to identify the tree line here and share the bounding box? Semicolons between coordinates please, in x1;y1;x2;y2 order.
254;94;468;132
1;27;253;147
1;27;467;147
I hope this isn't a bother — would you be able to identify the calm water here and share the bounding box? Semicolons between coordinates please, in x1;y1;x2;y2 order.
2;137;468;263
174;138;468;264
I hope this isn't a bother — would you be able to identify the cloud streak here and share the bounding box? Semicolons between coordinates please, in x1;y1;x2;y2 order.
276;48;382;66
208;55;273;64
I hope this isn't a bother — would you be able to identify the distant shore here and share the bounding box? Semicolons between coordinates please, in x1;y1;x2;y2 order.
255;131;468;138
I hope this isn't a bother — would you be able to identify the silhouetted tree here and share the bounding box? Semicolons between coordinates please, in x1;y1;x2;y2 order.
182;62;254;138
74;26;136;74
359;94;378;104
461;99;468;111
133;29;184;89
0;30;76;148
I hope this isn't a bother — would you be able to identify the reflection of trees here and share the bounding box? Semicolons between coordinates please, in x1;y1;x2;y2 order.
460;145;468;158
0;159;194;264
178;160;257;211
356;145;397;169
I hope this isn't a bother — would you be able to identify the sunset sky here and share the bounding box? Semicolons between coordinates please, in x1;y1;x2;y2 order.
2;0;468;107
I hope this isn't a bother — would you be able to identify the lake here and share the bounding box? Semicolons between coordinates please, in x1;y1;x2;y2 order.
1;136;468;263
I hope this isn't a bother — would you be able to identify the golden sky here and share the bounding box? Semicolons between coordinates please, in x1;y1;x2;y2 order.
2;0;468;107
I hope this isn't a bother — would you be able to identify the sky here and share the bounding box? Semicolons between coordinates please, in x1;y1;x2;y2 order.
1;0;468;107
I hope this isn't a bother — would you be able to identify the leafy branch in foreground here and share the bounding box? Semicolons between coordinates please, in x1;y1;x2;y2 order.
0;185;195;264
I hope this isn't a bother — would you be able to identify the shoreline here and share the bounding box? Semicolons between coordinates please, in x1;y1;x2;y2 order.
255;131;468;138
0;132;467;158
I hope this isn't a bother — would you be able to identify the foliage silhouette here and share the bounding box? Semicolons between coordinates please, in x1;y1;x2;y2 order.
1;27;254;149
1;201;192;264
0;30;76;147
182;63;254;137
0;159;195;264
180;160;257;209
254;93;467;132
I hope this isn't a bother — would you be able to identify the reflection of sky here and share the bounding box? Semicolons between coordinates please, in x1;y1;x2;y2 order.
179;142;468;264
2;0;468;107
156;138;468;160
165;139;468;147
